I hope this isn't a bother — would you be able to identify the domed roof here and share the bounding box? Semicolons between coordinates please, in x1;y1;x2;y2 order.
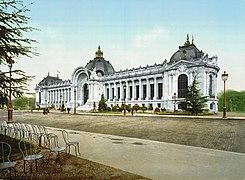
169;34;202;63
38;73;62;86
85;46;115;76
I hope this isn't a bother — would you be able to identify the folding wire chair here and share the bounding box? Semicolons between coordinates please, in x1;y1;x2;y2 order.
47;134;65;162
18;138;43;173
62;130;80;156
0;142;17;178
13;123;22;139
37;125;54;147
31;124;42;145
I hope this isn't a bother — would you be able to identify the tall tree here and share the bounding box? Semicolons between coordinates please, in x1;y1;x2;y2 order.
0;0;38;107
98;94;108;112
184;76;208;115
218;90;245;112
12;95;35;110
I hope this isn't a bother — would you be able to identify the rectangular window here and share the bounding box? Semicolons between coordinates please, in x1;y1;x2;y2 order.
136;85;139;99
150;84;154;99
112;88;114;100
143;85;147;100
39;92;41;103
48;91;50;103
129;86;133;99
158;83;163;99
117;87;120;100
106;88;109;100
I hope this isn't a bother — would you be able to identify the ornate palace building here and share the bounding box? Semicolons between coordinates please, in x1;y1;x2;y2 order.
35;35;220;112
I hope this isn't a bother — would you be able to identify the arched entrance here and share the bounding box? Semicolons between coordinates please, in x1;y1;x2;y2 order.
178;74;188;98
83;83;89;104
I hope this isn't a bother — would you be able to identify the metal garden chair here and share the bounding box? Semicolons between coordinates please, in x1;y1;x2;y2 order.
62;130;80;156
31;124;43;145
37;125;54;147
18;138;43;173
0;142;17;178
13;123;22;139
47;134;66;162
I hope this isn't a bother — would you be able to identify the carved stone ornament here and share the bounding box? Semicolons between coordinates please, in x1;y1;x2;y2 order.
178;64;187;72
90;68;98;80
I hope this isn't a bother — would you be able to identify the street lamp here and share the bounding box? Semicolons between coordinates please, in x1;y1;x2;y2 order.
221;71;228;118
74;87;77;114
172;92;177;112
123;82;126;115
7;57;15;124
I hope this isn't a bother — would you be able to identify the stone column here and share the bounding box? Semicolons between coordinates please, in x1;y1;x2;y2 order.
92;82;95;100
173;75;177;95
162;76;164;100
146;78;149;100
69;88;71;102
56;90;59;103
190;73;193;84
125;81;129;100
132;79;135;101
57;90;59;103
168;75;171;96
120;81;123;101
65;89;67;102
66;89;68;102
154;77;157;100
139;79;142;100
47;91;49;104
214;74;217;98
53;89;56;104
203;72;207;95
89;83;92;100
108;83;111;101
63;89;65;102
113;82;116;100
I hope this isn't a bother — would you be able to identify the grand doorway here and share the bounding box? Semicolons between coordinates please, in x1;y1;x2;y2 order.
178;74;188;98
83;83;89;104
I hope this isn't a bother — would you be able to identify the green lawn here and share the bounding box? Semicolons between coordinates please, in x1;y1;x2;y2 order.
0;134;41;162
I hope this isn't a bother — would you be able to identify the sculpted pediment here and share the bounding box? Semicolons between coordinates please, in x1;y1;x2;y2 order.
168;60;200;70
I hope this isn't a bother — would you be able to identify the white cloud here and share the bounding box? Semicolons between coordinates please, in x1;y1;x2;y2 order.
134;27;169;48
106;27;172;71
45;27;62;38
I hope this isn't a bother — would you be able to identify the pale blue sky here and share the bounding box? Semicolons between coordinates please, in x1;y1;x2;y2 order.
13;0;245;93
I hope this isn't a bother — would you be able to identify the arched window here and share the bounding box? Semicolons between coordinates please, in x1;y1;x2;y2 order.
209;75;213;97
178;74;188;98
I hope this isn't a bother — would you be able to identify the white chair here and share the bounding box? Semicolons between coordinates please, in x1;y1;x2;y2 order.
19;123;32;139
18;138;43;173
62;130;80;156
0;121;10;136
47;134;65;162
13;123;22;139
0;142;16;178
1;121;8;135
23;123;35;142
31;124;42;145
37;125;54;147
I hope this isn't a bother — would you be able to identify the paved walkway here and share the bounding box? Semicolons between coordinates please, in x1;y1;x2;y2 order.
47;126;245;180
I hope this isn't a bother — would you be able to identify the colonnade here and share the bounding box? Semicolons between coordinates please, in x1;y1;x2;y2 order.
47;88;71;105
104;76;165;103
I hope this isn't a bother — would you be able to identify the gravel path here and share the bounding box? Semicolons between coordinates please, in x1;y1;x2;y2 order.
6;111;245;154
